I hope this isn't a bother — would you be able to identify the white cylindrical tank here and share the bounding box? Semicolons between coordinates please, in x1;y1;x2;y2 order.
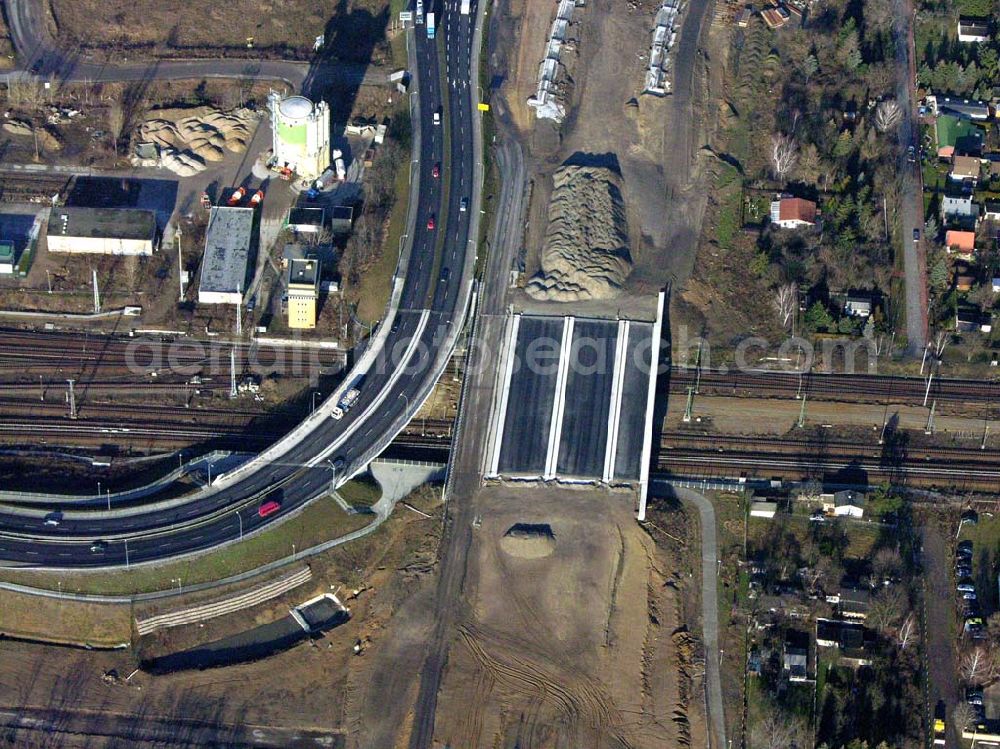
268;92;331;181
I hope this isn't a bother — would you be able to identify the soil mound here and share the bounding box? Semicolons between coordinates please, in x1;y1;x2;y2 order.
135;106;254;176
526;164;632;302
499;523;556;559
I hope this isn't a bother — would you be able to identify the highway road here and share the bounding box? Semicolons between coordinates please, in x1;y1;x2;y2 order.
0;1;482;568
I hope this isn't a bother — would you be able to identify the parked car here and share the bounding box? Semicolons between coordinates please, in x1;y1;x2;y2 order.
958;540;974;553
913;228;920;241
957;581;976;593
967;687;984;706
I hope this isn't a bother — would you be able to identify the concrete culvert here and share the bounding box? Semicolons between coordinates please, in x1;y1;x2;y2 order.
500;523;556;559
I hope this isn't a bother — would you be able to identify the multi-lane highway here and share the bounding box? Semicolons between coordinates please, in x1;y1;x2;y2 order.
0;0;482;568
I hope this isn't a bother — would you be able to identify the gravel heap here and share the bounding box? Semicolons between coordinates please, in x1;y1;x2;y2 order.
526;164;632;302
135;106;254;176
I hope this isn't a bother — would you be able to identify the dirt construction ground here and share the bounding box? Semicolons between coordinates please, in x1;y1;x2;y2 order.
492;0;721;296
428;485;705;749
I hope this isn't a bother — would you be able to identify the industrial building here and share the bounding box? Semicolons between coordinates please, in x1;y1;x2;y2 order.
286;207;325;234
45;207;157;256
268;92;331;180
0;241;13;274
283;245;320;329
198;206;255;305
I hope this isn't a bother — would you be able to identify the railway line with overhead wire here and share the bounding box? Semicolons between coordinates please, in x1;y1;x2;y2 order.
668;367;999;405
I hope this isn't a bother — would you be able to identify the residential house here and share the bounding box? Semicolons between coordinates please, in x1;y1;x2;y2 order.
954;270;977;292
821;490;865;518
935;96;991;121
950;154;981;184
815;618;872;665
945;230;976;254
761;3;790;28
750;501;778;519
956;306;993;333
941;196;980;229
783;645;809;682
835;587;870;620
770;197;817;229
984;202;1000;222
957;17;990;43
844;293;873;318
736;5;752;27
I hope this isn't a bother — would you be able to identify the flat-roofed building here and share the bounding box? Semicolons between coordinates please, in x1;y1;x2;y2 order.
287;253;320;329
286;207;325;234
46;207;157;256
198;206;254;305
0;241;13;274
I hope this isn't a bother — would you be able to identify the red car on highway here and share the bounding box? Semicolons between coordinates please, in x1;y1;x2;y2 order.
258;500;281;518
432;163;440;178
427;215;436;230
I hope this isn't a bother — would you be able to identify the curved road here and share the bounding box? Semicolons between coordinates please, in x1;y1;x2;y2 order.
0;0;482;568
2;0;385;90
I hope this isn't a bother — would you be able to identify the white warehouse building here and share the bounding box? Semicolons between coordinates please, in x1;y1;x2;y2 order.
268;92;331;181
198;206;255;305
46;207;158;256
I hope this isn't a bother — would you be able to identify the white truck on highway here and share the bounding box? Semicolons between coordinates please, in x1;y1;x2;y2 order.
427;12;436;38
461;0;470;14
331;375;364;420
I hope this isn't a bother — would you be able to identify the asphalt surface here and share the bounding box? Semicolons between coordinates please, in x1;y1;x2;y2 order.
2;0;384;92
614;321;654;480
655;482;727;749
892;0;928;354
556;319;618;477
496;315;562;474
0;0;480;567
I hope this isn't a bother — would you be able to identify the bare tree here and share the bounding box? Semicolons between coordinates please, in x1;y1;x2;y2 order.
874;99;902;133
770;134;799;180
986;612;1000;643
106;101;125;158
872;547;903;584
752;710;809;749
961;646;997;684
868;587;905;633
897;613;916;650
953;702;976;732
773;282;797;329
933;330;950;359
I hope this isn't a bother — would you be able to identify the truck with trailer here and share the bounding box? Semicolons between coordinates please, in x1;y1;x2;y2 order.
416;0;424;23
427;12;435;38
331;375;365;420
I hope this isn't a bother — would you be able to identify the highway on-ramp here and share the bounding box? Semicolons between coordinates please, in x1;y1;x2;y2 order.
0;1;482;569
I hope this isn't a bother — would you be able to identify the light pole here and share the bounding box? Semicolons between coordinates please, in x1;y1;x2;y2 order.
234;509;243;541
399;392;410;413
124;538;129;570
312;391;321;413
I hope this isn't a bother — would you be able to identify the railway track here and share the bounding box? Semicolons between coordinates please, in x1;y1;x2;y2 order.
669;367;1000;404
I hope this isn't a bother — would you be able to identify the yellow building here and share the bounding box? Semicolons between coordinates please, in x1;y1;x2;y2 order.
287;257;320;329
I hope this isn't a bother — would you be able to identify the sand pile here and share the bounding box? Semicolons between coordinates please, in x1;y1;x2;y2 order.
526;164;632;302
499;523;556;559
135;106;254;176
2;120;62;151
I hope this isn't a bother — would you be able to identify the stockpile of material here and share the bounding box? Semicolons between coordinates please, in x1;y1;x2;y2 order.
526;165;632;302
135;106;255;176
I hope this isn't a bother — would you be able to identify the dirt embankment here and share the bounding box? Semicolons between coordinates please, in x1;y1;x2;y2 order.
427;486;704;749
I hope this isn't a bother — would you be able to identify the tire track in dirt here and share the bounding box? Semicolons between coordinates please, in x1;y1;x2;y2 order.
458;624;634;747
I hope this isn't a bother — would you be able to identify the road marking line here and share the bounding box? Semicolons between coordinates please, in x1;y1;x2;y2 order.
544;316;574;479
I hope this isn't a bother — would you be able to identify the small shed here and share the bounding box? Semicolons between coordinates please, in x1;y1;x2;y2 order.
750;501;778;519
